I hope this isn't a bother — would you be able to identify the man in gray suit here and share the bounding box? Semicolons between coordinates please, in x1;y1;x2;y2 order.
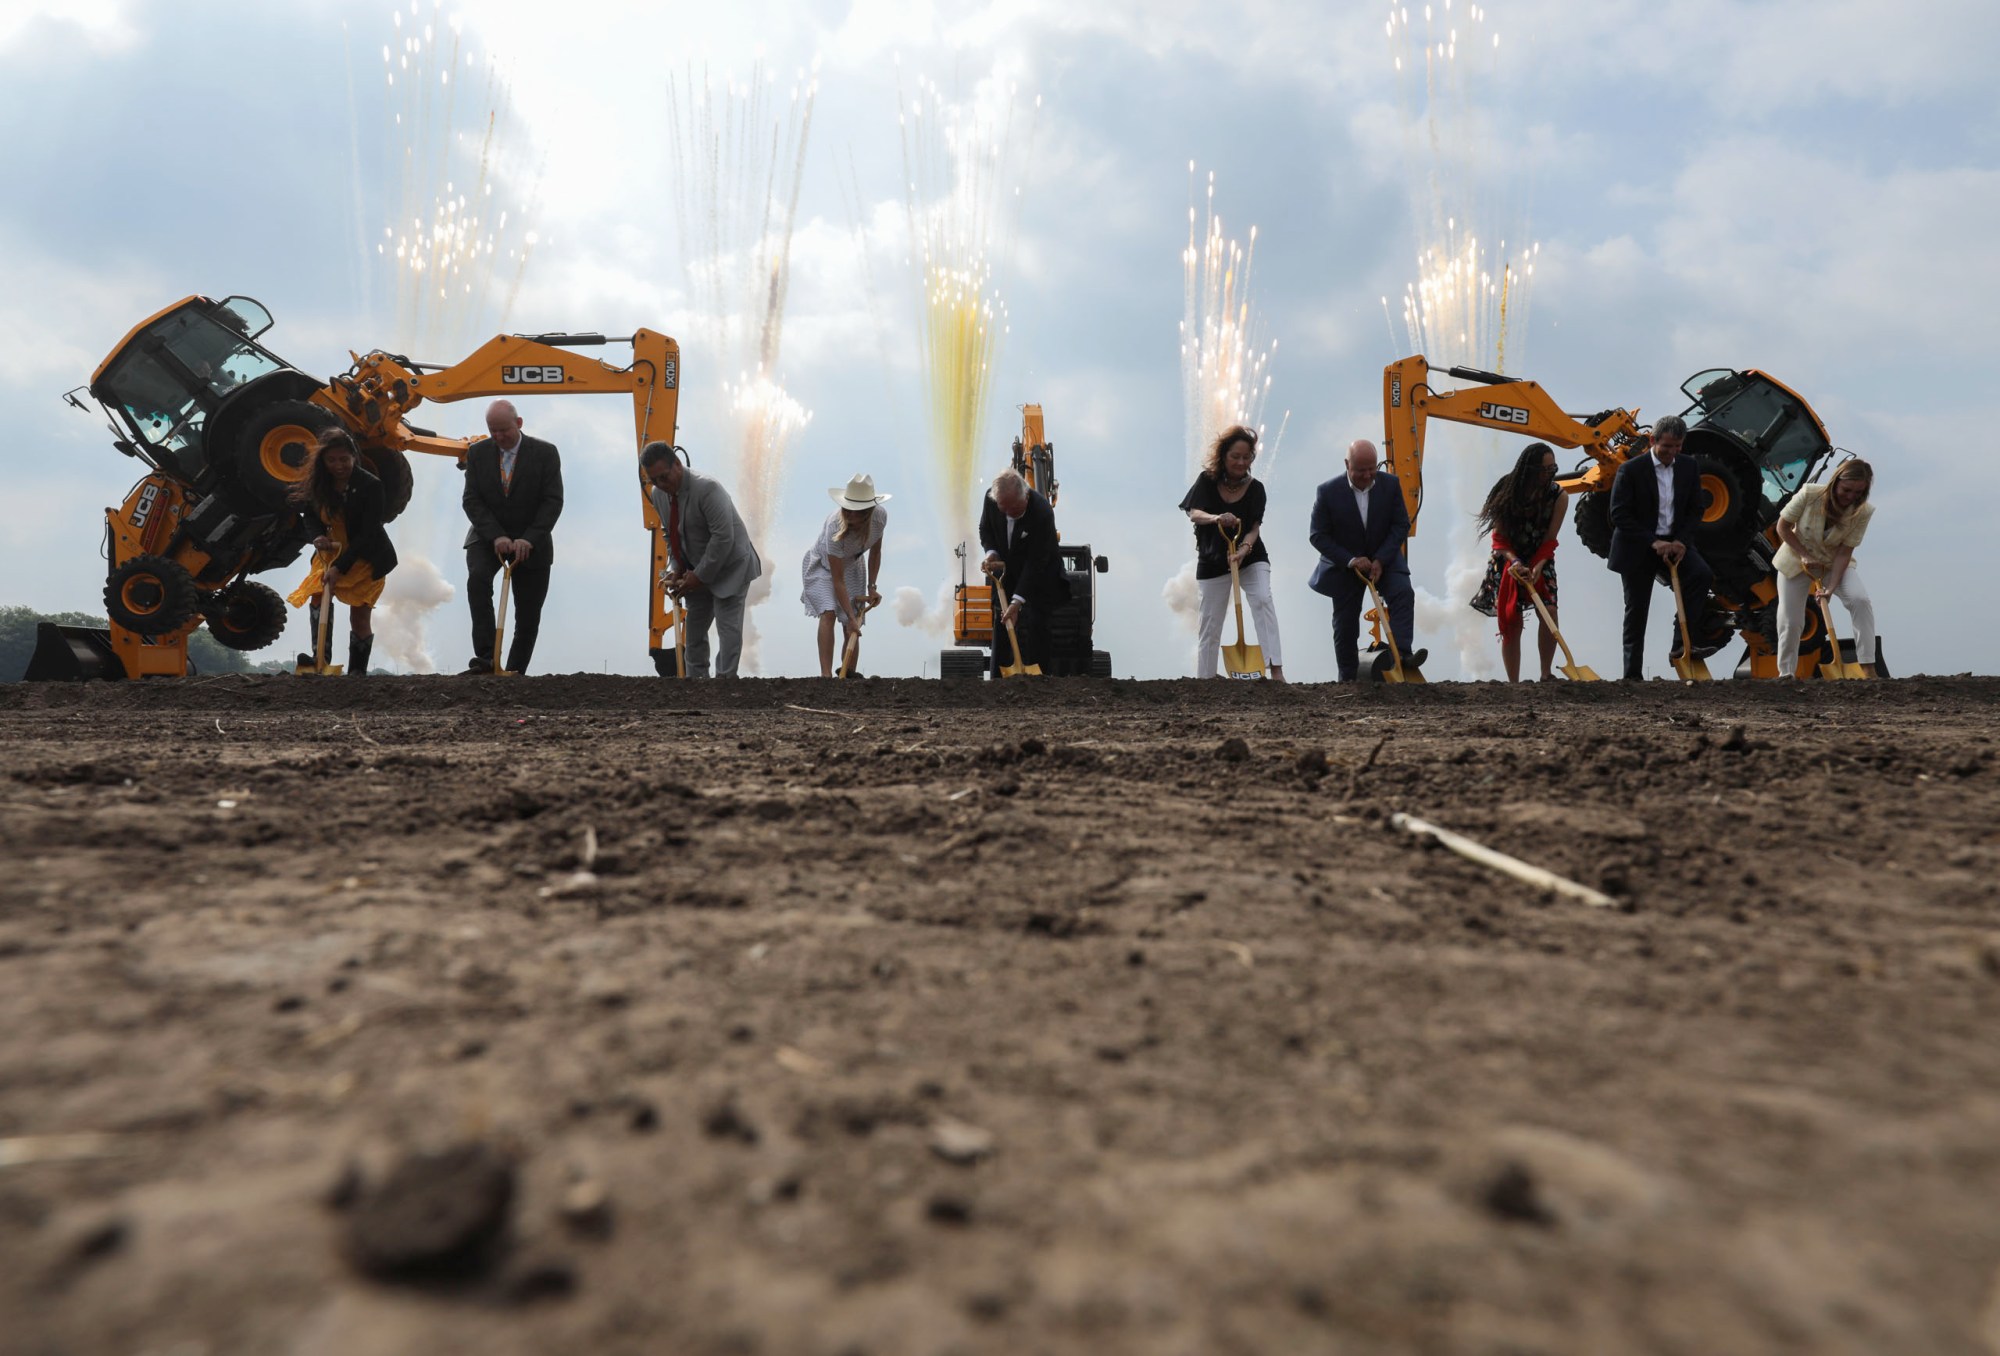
640;441;763;677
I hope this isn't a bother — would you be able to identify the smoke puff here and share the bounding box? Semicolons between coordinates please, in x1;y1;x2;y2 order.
1161;560;1201;634
894;582;954;636
374;554;455;674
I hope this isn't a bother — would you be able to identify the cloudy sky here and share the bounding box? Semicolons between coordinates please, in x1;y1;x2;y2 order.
3;0;1995;680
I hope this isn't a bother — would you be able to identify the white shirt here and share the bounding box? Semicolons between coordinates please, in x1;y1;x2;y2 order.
1652;452;1675;537
1348;475;1374;524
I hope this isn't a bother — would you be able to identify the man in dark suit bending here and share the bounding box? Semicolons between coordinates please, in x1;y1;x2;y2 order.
1307;439;1426;681
462;399;564;674
1606;414;1714;680
978;468;1069;677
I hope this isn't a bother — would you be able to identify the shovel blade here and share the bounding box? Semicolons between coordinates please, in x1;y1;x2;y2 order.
1561;662;1602;682
1672;655;1712;681
1000;662;1042;678
296;663;344;677
1222;642;1265;677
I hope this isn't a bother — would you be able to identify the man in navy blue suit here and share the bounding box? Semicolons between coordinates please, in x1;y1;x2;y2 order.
1308;439;1427;681
1606;414;1715;679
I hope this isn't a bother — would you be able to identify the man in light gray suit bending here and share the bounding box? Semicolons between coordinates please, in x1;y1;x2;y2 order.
641;441;764;677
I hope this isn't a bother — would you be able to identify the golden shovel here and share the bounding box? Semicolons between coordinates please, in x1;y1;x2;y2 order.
1516;565;1599;681
837;598;873;679
990;573;1041;678
296;575;343;676
671;589;688;678
1814;583;1868;680
491;560;518;675
1220;528;1265;678
1356;567;1424;684
1668;559;1712;681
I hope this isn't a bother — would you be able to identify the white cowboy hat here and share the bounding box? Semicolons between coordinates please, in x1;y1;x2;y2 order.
830;473;891;510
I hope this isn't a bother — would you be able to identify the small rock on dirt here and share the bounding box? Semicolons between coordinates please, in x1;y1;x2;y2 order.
929;1116;995;1165
703;1098;760;1145
343;1142;515;1282
1217;737;1251;762
559;1179;614;1239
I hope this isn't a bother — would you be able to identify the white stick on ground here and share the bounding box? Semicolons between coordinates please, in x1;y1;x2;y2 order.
1388;813;1617;910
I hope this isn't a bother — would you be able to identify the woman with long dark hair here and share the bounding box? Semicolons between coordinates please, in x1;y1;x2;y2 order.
285;428;399;674
1180;424;1283;680
1471;441;1567;681
1773;458;1876;677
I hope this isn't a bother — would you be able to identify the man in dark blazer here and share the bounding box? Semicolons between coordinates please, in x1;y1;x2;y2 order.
1307;439;1426;681
462;399;564;674
1606;413;1714;680
979;468;1069;677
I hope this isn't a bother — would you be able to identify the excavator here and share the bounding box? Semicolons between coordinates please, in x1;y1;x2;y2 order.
1378;354;1880;678
28;293;685;679
936;404;1113;679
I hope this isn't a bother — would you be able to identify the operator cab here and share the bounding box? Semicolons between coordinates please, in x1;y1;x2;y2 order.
1679;368;1833;501
88;296;285;482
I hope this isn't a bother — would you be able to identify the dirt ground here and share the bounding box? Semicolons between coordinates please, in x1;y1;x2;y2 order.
3;673;1999;1356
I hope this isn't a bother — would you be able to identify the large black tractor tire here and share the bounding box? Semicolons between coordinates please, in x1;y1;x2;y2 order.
203;580;289;652
105;554;200;637
1088;649;1113;679
360;445;415;522
1689;451;1758;568
235;400;342;511
1574;489;1612;560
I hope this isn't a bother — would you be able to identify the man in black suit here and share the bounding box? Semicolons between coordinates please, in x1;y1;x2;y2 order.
1606;413;1714;680
978;468;1069;677
1307;439;1426;681
462;399;564;674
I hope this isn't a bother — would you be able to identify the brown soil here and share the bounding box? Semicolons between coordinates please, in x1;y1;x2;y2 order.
3;674;1999;1355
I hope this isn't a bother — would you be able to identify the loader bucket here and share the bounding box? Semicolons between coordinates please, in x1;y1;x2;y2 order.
23;624;125;681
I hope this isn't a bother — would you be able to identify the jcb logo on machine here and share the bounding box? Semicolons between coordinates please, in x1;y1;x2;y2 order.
501;365;564;384
130;483;160;529
1478;402;1530;426
1389;376;1402;408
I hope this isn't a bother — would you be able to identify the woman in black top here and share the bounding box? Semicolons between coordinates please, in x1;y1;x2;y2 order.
1179;424;1284;680
285;428;399;674
1470;441;1566;680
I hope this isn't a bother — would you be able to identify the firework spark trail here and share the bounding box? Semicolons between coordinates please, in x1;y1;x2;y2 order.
1169;164;1289;640
665;61;819;673
898;66;1035;544
1383;0;1539;679
357;3;543;672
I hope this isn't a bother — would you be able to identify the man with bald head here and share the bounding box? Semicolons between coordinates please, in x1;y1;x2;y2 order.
1307;439;1425;681
462;399;564;674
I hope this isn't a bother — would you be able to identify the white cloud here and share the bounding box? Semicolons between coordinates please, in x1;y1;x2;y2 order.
0;1;138;53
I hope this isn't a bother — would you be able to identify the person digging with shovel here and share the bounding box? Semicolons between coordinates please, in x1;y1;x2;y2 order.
1181;424;1285;681
285;429;398;675
1606;415;1717;681
1773;458;1877;679
1472;442;1568;681
979;468;1069;680
802;473;889;679
1307;439;1426;682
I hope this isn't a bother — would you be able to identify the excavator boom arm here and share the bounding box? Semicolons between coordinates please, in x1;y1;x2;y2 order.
1380;354;1647;537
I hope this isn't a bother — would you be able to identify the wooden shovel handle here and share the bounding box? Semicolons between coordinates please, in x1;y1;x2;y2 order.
1353;566;1403;668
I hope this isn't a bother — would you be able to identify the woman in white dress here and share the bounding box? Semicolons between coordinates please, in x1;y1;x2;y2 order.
802;473;890;677
1773;458;1877;678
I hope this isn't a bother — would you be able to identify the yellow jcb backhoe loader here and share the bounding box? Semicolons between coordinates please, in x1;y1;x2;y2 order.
1378;355;1881;678
30;294;687;679
936;404;1112;679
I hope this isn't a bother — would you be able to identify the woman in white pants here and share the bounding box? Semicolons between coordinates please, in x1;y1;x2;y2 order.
1773;459;1876;678
1179;424;1284;681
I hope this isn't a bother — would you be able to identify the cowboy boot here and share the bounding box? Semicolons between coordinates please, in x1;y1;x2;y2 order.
348;632;373;676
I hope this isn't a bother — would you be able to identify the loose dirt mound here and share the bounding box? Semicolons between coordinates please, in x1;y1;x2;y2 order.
3;676;1999;1354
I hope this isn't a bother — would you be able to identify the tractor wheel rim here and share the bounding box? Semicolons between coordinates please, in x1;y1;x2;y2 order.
121;577;165;614
259;425;316;481
1700;473;1730;523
